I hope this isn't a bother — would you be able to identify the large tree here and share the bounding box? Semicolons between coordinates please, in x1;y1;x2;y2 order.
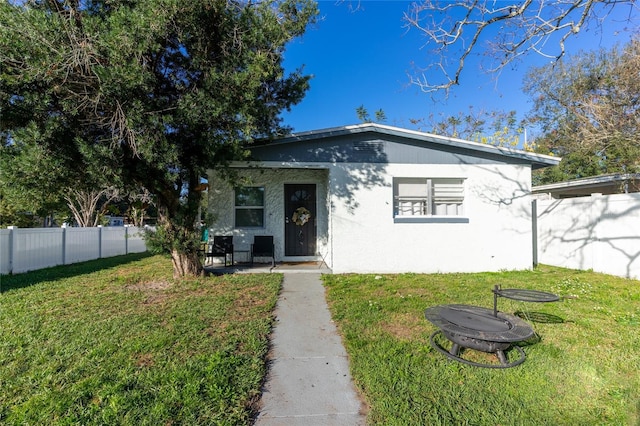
524;37;640;184
0;124;122;227
404;0;638;93
0;0;318;277
0;137;69;226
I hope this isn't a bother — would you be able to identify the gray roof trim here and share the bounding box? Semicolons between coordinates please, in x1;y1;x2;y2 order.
532;173;640;193
229;161;330;170
259;123;561;169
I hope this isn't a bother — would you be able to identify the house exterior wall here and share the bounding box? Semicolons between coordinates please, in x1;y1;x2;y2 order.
328;162;534;273
208;161;534;273
208;167;330;263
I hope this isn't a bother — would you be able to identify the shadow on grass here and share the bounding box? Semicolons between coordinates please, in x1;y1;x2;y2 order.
0;252;155;294
518;334;542;347
514;311;565;324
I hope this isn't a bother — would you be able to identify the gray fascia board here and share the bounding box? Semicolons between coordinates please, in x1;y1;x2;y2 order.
228;161;329;170
254;123;561;168
532;173;640;193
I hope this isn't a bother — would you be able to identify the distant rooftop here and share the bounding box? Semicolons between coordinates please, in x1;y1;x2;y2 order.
532;173;640;199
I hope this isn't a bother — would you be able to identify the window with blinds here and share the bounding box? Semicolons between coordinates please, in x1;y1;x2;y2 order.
394;178;465;217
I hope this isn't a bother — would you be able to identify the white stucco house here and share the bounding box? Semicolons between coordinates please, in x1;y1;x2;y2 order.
207;123;560;273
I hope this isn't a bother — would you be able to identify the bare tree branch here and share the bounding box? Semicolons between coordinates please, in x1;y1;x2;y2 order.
404;0;639;94
64;187;120;227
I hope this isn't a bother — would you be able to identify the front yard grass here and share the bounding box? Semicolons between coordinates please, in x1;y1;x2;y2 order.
4;257;639;425
324;266;640;425
0;253;281;425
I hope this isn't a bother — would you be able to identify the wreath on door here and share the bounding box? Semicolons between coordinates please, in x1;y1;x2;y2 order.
292;207;311;226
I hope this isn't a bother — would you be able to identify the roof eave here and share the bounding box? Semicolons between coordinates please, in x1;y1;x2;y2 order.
255;123;562;168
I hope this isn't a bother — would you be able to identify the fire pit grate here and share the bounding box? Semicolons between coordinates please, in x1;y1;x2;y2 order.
492;285;560;317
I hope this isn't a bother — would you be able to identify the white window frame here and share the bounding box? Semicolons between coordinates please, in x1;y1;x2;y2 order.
393;177;468;223
234;186;265;228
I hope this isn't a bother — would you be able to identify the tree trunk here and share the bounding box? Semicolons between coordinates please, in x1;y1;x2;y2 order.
170;249;203;278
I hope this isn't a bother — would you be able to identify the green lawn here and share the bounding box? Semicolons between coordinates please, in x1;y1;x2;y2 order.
3;257;639;425
0;254;281;425
323;266;640;425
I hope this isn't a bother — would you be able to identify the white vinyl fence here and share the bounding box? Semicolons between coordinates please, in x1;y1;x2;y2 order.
0;226;148;275
535;193;640;280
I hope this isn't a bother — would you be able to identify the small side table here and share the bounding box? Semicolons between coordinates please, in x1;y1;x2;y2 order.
234;250;250;264
492;285;559;317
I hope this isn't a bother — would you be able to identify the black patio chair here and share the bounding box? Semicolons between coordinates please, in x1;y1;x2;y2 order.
251;235;275;267
206;236;234;267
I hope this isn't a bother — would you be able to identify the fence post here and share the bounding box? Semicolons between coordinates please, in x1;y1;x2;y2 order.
97;225;103;259
125;225;129;255
532;199;538;267
61;223;68;265
6;226;17;278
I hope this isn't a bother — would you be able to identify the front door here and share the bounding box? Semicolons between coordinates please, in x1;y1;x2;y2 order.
284;184;316;256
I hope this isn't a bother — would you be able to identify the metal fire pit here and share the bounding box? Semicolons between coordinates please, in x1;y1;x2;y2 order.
425;304;535;368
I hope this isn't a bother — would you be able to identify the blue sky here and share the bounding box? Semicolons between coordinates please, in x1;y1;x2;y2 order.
281;1;638;141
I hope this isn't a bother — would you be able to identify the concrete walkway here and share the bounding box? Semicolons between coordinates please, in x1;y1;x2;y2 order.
254;273;367;425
